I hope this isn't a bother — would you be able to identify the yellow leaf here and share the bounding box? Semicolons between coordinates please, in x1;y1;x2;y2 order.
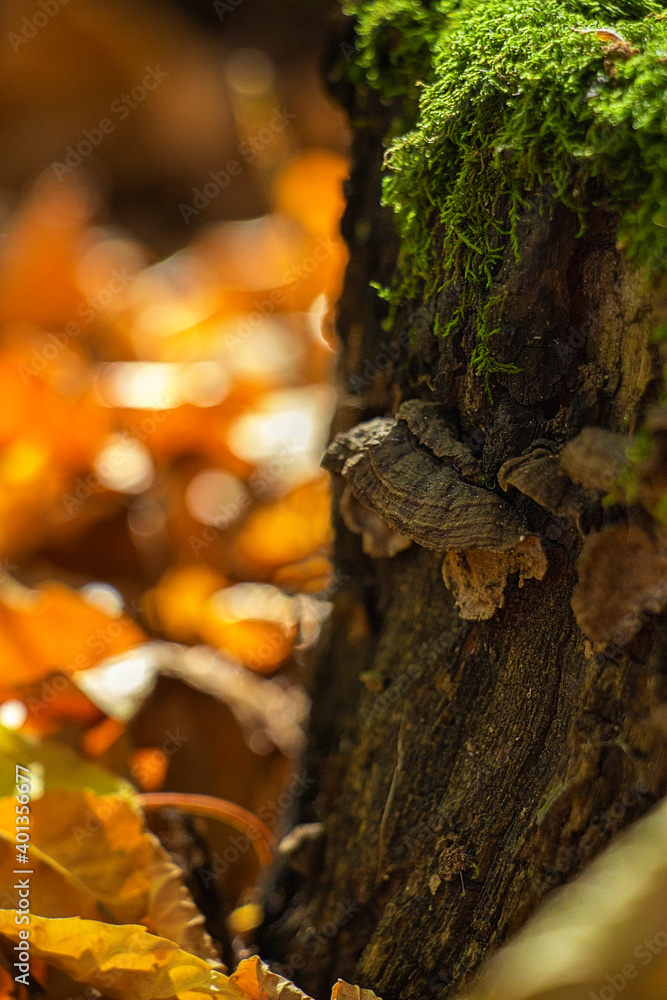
0;725;132;798
0;788;222;969
144;833;224;969
0;912;242;1000
0;832;107;921
0;792;149;924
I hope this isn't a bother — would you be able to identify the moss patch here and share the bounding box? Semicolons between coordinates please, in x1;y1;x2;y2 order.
343;0;667;394
341;0;441;97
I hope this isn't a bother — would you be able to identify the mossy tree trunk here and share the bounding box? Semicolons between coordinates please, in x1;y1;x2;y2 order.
262;4;667;998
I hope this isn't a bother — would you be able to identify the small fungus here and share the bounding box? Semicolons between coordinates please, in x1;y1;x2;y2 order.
340;485;412;558
636;404;667;515
498;444;596;535
559;428;633;494
442;537;547;621
572;522;667;646
324;416;547;619
498;445;587;521
396;400;481;482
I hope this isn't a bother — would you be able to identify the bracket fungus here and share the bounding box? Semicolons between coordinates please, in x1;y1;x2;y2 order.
340;485;412;559
571;521;667;647
559;427;634;495
498;424;667;648
636;404;667;514
323;415;547;620
563;416;667;648
497;442;600;538
396;400;482;482
558;426;667;647
498;445;588;523
441;537;548;621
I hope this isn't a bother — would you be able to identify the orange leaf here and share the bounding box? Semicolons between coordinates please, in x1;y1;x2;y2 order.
231;476;333;575
0;578;145;692
231;957;312;1000
143;566;227;642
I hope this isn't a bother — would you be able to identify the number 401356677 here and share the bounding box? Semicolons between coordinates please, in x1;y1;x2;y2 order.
15;767;30;866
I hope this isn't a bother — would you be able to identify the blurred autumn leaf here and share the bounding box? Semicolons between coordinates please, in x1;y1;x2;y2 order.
0;0;352;991
0;726;132;797
0;578;145;695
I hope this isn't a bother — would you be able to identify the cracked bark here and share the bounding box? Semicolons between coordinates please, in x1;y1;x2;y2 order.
260;18;667;1000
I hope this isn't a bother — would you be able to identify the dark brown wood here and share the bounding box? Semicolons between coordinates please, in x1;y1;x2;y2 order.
260;20;667;1000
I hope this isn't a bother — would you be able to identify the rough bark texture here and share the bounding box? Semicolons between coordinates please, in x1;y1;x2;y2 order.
261;13;667;1000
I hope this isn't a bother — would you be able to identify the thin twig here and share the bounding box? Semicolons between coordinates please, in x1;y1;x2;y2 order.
377;706;408;883
137;792;276;868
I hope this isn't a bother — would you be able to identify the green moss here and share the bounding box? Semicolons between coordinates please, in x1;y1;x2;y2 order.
344;0;667;395
341;1;443;99
654;494;667;522
607;424;657;506
536;777;570;826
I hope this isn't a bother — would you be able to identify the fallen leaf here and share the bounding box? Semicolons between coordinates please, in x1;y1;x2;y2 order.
331;983;382;1000
144;833;224;969
0;578;145;693
232;956;311;1000
0;725;132;798
0;912;242;1000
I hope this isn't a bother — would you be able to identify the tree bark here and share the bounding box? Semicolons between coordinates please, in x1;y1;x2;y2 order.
261;8;667;999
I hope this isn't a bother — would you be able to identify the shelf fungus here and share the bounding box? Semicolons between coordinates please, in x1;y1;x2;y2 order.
499;426;667;647
340;484;412;558
396;400;482;482
559;427;634;494
497;443;595;534
564;416;667;647
571;521;667;647
323;416;547;620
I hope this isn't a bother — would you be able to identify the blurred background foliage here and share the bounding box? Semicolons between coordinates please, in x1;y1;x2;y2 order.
0;0;350;970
